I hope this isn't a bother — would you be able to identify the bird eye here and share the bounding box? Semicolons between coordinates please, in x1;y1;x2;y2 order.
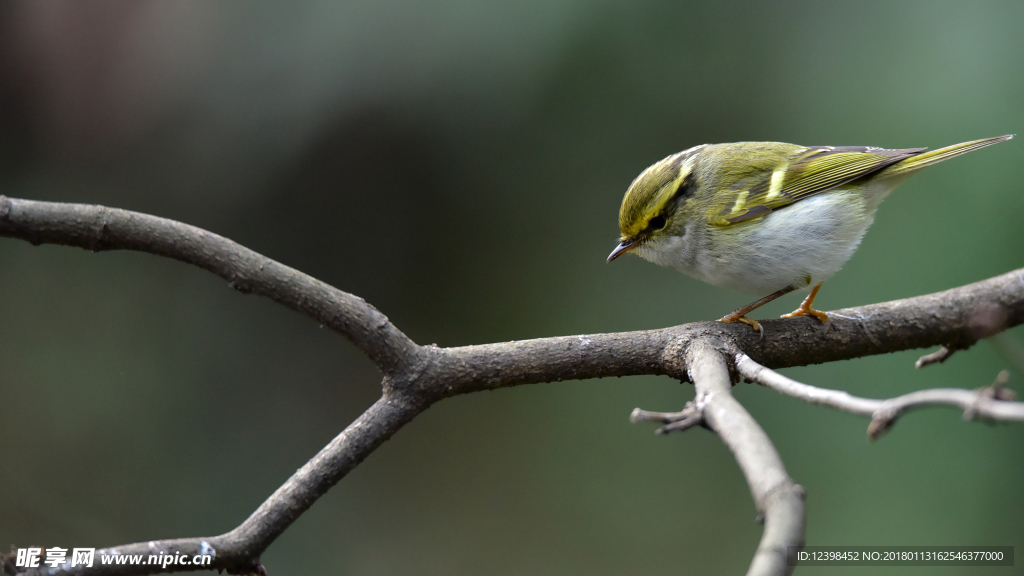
648;215;666;231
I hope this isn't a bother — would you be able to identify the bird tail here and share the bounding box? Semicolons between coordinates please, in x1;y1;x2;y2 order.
876;134;1013;178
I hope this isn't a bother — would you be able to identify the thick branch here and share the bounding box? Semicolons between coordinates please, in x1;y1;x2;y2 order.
735;354;1024;438
413;266;1024;399
0;196;419;375
3;196;1023;387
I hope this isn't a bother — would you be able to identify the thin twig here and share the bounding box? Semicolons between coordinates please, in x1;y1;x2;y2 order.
915;345;958;368
630;397;706;433
736;354;1024;439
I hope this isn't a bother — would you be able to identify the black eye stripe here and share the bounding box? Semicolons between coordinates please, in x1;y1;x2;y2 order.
671;172;695;201
643;173;690;234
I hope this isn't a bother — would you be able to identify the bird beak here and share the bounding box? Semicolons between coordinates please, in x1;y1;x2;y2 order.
607;238;641;262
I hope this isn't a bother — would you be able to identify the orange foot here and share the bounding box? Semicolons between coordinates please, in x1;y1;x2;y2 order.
717;284;804;338
780;283;831;330
718;313;762;334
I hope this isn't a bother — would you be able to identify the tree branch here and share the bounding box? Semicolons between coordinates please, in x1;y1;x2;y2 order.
632;340;805;576
735;354;1024;439
5;394;426;576
914;345;959;368
0;196;420;376
3;196;1022;387
3;196;1023;576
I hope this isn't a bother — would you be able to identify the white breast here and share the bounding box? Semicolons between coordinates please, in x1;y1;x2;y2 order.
638;189;883;295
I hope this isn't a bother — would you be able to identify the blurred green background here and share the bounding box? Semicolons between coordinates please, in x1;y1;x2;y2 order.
1;1;1023;574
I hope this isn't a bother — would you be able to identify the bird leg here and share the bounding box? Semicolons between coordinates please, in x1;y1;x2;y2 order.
718;285;799;333
780;282;830;327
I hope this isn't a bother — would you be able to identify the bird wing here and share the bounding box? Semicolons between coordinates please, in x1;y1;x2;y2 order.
707;145;925;226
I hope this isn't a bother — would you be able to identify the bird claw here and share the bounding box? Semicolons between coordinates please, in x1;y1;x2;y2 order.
718;314;765;341
780;307;832;333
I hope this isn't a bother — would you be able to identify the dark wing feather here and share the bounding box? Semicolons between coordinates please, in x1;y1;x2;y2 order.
709;145;926;226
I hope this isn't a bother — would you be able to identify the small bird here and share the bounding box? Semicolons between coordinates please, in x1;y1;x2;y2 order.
608;135;1013;333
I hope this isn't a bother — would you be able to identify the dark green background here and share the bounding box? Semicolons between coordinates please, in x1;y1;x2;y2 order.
1;1;1022;574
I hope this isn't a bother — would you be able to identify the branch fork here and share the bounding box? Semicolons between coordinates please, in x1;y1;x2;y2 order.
2;196;1023;576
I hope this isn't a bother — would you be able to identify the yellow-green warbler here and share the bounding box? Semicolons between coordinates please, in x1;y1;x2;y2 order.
608;135;1013;332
